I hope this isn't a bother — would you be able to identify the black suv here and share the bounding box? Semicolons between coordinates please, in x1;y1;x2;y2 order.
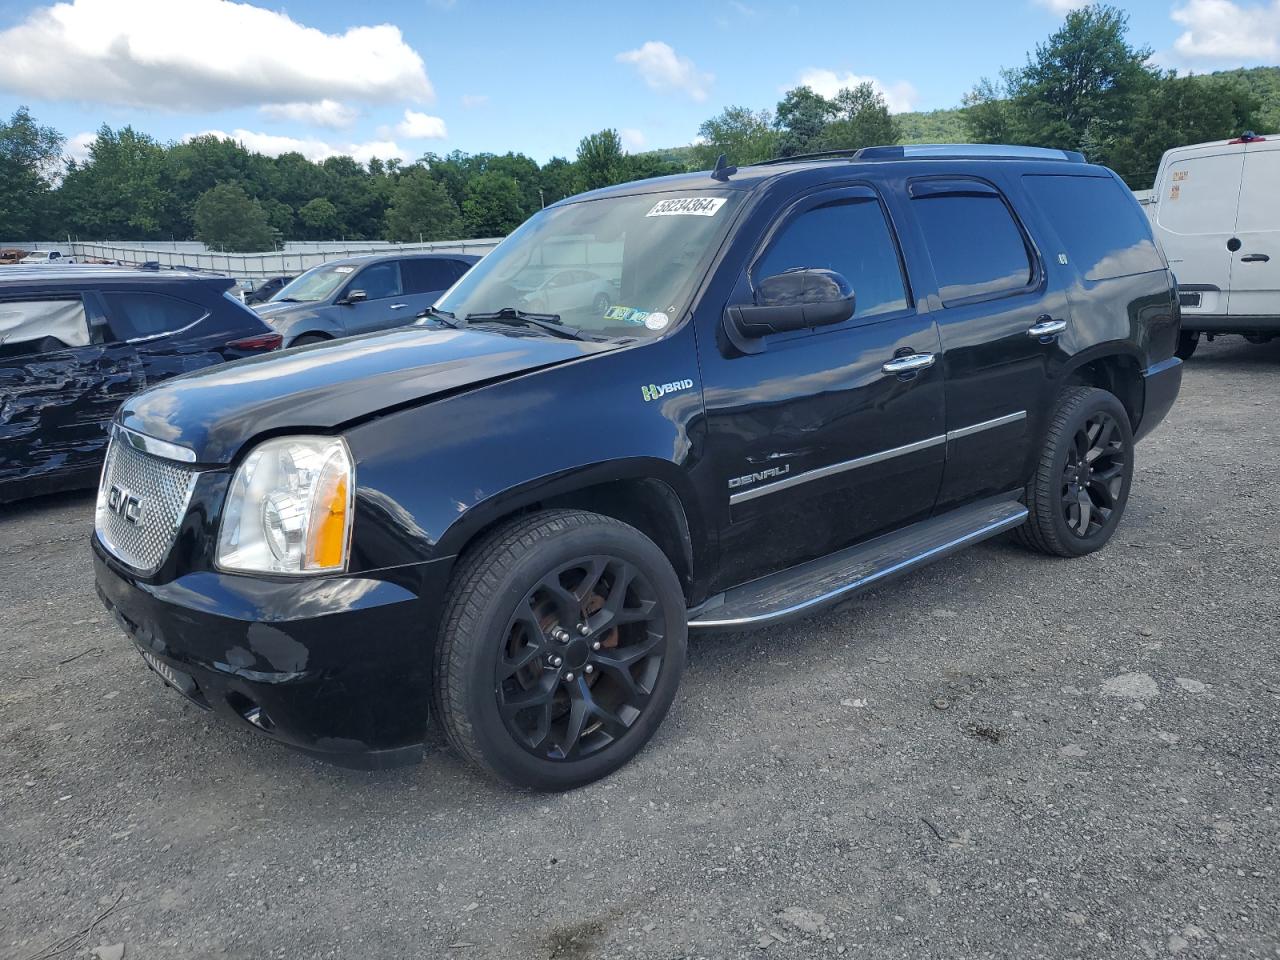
92;146;1183;790
1;267;281;503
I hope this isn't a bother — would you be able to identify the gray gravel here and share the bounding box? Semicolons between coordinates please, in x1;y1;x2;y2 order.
2;335;1278;960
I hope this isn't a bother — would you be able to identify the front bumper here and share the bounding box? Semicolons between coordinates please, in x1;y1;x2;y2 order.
1135;356;1183;443
93;536;452;769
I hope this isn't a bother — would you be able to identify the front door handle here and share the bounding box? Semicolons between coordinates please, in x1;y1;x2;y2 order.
1027;318;1067;339
389;302;409;310
881;353;935;375
1241;254;1271;263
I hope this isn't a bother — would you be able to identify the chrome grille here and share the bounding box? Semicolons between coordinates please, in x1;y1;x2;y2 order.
95;432;198;573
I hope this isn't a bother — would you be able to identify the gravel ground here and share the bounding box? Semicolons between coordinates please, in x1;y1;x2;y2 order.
1;335;1278;960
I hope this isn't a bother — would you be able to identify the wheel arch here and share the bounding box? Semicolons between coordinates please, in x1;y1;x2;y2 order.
434;460;709;605
1060;348;1144;431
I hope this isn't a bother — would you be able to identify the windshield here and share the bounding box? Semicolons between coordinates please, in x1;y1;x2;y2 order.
270;262;358;303
436;190;741;339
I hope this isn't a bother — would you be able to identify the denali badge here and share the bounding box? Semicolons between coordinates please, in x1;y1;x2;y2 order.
107;484;144;525
641;379;694;402
728;464;791;489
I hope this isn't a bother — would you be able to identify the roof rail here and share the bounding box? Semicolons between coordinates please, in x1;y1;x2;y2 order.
855;143;1087;163
755;144;1087;166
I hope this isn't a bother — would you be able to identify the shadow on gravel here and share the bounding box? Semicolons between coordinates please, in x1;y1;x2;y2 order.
1186;334;1280;368
0;487;95;521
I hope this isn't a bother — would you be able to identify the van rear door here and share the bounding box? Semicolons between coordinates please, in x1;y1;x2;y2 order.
1153;146;1243;317
1227;141;1280;320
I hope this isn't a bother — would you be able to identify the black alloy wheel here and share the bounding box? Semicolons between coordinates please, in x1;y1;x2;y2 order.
434;509;686;790
496;556;666;761
1061;411;1127;538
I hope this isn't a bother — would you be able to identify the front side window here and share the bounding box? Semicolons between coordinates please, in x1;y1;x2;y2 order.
436;190;742;339
103;292;207;340
753;194;909;320
349;261;402;301
0;298;90;358
912;186;1034;304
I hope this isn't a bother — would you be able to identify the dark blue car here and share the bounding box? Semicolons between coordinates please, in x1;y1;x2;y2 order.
0;267;281;503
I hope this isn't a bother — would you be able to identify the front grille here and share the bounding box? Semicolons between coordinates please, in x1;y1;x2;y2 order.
95;433;198;573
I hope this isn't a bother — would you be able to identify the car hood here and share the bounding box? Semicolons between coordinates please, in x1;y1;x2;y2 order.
119;324;614;464
253;300;311;318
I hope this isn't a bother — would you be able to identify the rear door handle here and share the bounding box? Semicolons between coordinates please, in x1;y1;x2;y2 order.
1027;319;1067;338
881;353;935;375
389;302;409;310
1241;254;1271;263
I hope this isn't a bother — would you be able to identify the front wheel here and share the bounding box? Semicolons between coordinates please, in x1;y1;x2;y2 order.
433;509;686;790
1015;386;1134;558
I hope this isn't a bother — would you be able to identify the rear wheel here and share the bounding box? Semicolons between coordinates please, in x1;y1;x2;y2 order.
291;333;329;347
434;509;686;790
1175;330;1199;360
1015;386;1134;558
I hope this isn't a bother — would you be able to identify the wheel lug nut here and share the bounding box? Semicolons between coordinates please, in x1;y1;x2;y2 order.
564;671;575;682
591;641;601;651
551;656;563;667
577;623;590;636
584;664;594;675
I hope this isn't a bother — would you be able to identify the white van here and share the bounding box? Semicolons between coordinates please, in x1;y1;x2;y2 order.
1150;133;1279;358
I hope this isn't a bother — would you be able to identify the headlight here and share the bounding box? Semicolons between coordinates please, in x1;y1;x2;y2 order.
216;436;353;575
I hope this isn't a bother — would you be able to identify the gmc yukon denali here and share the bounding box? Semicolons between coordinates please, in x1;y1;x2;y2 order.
92;145;1184;790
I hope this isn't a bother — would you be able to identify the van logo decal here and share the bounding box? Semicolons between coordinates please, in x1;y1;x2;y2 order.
641;379;694;402
728;464;791;489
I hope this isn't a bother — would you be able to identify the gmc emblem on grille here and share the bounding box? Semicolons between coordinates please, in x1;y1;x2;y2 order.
107;484;144;525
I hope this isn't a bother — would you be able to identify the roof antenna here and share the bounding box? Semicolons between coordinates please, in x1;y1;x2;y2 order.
710;153;737;182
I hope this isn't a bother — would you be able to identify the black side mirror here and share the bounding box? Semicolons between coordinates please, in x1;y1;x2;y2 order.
342;289;368;305
724;268;856;352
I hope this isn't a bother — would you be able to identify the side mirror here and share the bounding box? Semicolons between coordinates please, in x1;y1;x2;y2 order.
342;289;368;305
724;268;856;351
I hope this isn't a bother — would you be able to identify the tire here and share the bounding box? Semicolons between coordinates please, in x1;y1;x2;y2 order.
433;509;687;790
592;293;611;315
1175;330;1199;360
291;333;329;347
1014;386;1134;558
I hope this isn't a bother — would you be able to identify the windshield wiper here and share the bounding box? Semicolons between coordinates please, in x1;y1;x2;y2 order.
271;297;300;303
417;305;459;328
463;307;589;341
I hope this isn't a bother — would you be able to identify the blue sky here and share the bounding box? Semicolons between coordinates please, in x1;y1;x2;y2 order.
0;0;1276;165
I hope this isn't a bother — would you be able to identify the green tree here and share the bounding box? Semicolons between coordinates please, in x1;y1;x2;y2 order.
0;106;63;237
819;83;900;151
193;182;276;251
384;167;462;241
461;171;525;237
1106;73;1260;187
298;197;340;239
695;106;779;166
574;129;624;191
774;86;835;156
58;125;174;238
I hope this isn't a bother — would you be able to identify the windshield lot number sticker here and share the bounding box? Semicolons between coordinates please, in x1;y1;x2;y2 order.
645;312;670;331
646;197;726;218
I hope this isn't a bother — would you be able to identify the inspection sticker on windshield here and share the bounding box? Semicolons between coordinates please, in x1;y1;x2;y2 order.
646;197;726;218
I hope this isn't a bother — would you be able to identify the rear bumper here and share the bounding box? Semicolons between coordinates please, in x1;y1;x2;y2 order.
1135;356;1182;443
93;536;452;769
1180;314;1280;333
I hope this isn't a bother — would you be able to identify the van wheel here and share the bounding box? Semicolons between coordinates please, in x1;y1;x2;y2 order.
1175;331;1199;360
433;509;686;790
1014;387;1134;558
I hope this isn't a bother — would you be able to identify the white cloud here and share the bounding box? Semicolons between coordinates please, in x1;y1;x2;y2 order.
460;93;489;109
619;128;647;152
260;100;358;129
1033;0;1091;13
1170;0;1280;63
395;109;448;140
794;68;919;113
615;41;713;102
0;0;432;111
66;131;96;164
191;129;410;164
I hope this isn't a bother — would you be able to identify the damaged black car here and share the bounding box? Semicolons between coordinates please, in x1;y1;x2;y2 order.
0;267;282;503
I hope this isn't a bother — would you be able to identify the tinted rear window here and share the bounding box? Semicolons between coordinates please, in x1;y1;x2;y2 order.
911;187;1033;304
401;258;462;294
1023;175;1163;281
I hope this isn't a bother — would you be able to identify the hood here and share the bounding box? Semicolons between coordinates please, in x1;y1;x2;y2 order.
119;325;612;463
253;300;308;318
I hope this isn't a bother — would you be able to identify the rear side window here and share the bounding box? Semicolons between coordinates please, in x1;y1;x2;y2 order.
1023;175;1163;281
754;195;909;320
0;298;90;357
401;258;460;294
911;184;1034;304
103;292;207;340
